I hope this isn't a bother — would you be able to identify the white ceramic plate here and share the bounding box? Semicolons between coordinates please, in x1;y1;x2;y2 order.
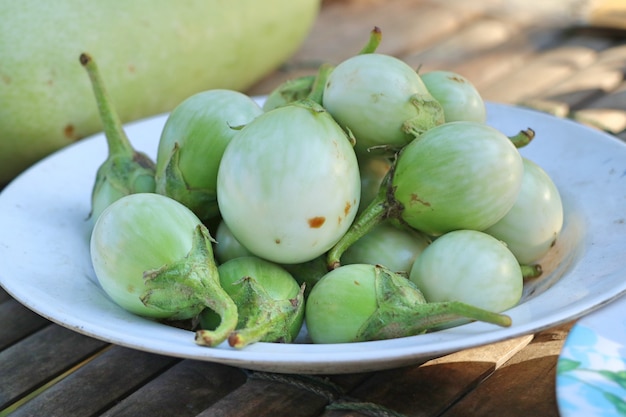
1;101;626;374
556;294;626;417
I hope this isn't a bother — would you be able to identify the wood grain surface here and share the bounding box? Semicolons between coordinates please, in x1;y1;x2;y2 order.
1;0;625;416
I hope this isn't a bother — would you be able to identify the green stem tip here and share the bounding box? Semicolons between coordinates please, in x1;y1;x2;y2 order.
358;26;383;54
79;52;134;157
228;279;305;349
521;263;543;279
509;128;535;148
307;63;334;105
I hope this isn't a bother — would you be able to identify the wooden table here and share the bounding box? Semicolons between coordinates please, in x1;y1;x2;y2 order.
2;0;625;416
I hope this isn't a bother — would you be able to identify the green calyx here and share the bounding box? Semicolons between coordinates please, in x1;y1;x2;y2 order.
355;265;512;342
402;93;446;138
263;75;316;112
90;152;155;220
521;263;543;279
289;96;358;146
140;224;238;347
158;142;219;223
227;277;306;349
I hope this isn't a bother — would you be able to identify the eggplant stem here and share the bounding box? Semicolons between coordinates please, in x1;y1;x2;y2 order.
425;301;512;328
80;52;135;157
521;263;543;279
195;296;239;347
509;128;535;148
307;63;334;105
358;26;382;54
227;319;276;349
327;190;388;270
191;227;239;347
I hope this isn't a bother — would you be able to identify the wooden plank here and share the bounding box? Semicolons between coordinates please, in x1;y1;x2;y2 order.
99;360;247;417
572;106;626;133
485;33;616;100
0;288;10;303
7;346;179;417
247;0;486;95
440;322;574;417
529;59;624;107
441;28;566;91
479;40;606;104
587;0;626;30
197;370;372;417
317;335;532;417
196;377;328;417
299;0;485;61
0;298;50;350
570;80;626;133
403;17;528;72
520;43;626;114
0;325;107;410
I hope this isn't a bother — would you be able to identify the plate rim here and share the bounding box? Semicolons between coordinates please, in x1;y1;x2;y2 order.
2;100;626;374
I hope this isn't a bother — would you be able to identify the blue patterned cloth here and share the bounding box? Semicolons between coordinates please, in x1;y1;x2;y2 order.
557;297;626;416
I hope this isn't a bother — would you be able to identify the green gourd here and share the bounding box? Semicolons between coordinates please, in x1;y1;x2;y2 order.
0;0;320;184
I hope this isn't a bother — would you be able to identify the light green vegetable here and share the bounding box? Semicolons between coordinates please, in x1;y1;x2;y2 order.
198;256;305;348
327;121;524;269
217;97;361;265
342;221;431;274
357;155;392;214
409;230;523;313
420;70;486;123
214;220;254;264
90;192;238;347
322;53;445;155
155;89;263;223
305;263;512;344
213;219;327;297
484;157;564;264
0;0;320;184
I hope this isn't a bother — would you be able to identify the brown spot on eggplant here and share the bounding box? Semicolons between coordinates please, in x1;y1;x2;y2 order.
308;216;326;228
410;193;431;207
447;75;467;83
344;201;352;216
63;124;76;139
275;238;281;244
